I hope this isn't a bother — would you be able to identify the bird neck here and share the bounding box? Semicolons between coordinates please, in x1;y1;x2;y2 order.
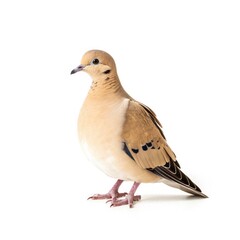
88;74;129;99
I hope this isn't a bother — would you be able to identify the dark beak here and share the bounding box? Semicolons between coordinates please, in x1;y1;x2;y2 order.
70;65;85;75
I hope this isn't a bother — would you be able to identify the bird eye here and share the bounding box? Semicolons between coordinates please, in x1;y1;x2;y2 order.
91;58;100;65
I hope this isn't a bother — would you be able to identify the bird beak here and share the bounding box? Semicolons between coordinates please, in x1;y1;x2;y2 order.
70;64;85;75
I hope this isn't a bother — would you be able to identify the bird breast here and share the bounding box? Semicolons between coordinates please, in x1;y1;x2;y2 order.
77;96;130;177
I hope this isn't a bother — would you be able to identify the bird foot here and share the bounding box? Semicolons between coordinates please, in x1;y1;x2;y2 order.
110;194;141;208
88;180;141;208
88;180;127;201
88;191;127;201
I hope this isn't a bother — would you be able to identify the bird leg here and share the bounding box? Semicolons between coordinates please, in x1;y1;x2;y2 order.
88;179;127;201
110;182;141;208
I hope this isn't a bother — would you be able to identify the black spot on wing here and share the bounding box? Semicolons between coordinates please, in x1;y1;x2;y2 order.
146;142;152;147
141;142;155;151
132;148;139;154
122;142;135;161
142;145;148;151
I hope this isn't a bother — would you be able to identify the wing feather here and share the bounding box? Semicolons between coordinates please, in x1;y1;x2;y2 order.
121;100;207;197
122;100;176;169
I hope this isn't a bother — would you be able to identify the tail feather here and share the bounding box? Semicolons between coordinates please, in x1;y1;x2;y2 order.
147;158;208;198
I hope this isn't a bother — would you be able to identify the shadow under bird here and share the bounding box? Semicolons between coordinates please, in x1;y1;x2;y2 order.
71;50;207;208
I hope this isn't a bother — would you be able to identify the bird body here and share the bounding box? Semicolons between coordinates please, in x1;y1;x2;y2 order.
71;50;207;207
78;93;160;183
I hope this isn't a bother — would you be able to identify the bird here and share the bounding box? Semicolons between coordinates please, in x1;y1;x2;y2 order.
71;50;207;207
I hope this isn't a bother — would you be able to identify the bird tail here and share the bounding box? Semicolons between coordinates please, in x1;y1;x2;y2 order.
148;158;208;198
162;179;208;198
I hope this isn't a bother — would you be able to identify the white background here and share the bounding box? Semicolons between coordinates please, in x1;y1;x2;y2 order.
0;0;239;239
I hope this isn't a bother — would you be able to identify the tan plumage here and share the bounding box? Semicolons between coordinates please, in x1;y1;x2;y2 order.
122;100;175;169
71;50;207;207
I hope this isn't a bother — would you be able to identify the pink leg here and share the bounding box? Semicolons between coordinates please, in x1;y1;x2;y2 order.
88;179;127;201
111;182;141;208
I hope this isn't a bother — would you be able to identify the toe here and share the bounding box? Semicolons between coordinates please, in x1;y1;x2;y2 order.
88;193;111;200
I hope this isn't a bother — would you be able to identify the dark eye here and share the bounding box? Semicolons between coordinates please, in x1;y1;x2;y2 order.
91;58;100;65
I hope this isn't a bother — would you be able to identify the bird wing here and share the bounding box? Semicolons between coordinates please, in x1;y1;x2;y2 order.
121;100;206;197
121;100;177;169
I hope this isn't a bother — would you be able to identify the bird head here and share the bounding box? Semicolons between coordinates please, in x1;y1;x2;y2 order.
71;50;117;79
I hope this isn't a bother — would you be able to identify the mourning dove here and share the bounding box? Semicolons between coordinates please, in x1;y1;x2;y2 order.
71;50;207;207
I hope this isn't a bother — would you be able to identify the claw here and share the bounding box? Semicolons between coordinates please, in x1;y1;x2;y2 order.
88;193;111;200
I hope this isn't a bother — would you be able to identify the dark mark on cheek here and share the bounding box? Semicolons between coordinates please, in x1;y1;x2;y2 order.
103;69;111;74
